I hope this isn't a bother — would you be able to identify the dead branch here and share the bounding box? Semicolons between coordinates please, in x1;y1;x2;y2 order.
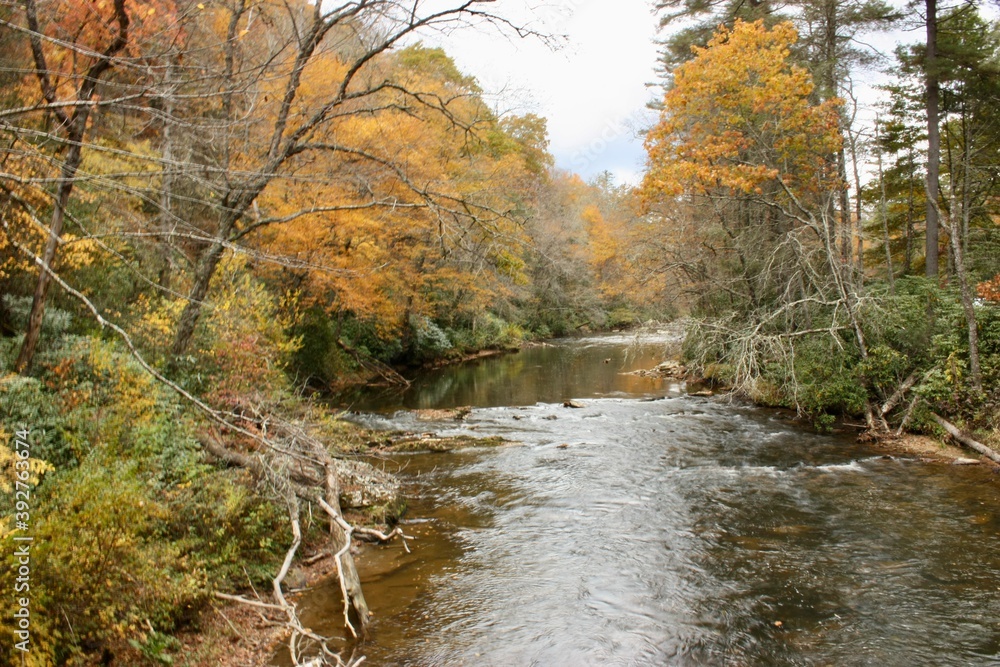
213;592;285;612
895;394;920;436
320;461;370;639
336;338;410;387
352;525;412;553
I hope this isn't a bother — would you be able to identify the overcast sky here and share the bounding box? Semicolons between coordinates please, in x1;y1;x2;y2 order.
418;1;966;188
421;0;662;186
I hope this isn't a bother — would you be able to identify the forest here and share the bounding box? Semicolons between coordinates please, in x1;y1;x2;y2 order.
0;0;998;664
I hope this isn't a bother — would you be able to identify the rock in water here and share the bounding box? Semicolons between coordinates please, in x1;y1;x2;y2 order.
626;359;687;379
413;406;472;421
336;458;402;513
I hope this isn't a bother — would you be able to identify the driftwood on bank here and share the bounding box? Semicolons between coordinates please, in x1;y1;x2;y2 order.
931;414;1000;464
200;412;411;664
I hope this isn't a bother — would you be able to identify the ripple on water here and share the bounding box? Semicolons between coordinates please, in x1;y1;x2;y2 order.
300;339;1000;667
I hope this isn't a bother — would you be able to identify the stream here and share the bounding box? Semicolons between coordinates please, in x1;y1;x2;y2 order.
293;332;1000;666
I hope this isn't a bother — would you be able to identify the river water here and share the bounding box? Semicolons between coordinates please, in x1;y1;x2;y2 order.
297;332;1000;666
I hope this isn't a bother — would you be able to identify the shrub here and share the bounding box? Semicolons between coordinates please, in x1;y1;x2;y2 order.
408;315;453;361
0;456;206;665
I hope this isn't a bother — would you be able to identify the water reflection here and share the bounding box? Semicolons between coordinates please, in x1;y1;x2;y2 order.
332;333;683;412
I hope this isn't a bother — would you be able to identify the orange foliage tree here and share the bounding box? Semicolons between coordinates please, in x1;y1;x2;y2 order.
641;20;846;319
641;20;885;402
157;0;542;360
251;44;539;342
644;20;842;201
978;275;1000;302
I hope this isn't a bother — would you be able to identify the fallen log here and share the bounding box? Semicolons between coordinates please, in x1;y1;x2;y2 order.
895;394;920;436
337;338;409;387
931;414;1000;464
321;461;370;638
881;371;920;416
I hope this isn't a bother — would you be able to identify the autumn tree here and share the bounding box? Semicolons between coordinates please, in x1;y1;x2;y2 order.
656;0;899;276
643;20;896;418
644;20;843;320
514;171;650;335
5;0;132;373
254;45;544;375
151;0;542;363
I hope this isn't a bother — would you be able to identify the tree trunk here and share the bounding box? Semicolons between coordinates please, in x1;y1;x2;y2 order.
157;57;179;291
15;0;128;373
931;414;999;463
838;148;852;267
947;131;982;391
323;463;371;637
170;240;227;358
925;0;940;278
15;152;82;373
850;129;864;278
904;153;915;275
876;128;895;292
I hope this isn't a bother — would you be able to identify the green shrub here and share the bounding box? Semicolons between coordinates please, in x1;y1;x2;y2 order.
164;469;285;588
289;307;358;385
0;456;207;665
0;373;72;467
339;314;403;363
469;313;524;349
408;314;453;361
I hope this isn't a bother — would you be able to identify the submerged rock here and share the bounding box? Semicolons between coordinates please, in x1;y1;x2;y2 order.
627;359;687;380
376;432;510;453
952;458;981;466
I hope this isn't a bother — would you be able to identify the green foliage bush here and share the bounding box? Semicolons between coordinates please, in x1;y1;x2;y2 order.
340;314;404;363
0;373;71;467
684;276;1000;432
468;313;525;349
760;335;867;428
408;314;453;362
2;295;73;341
0;332;286;665
164;469;286;588
290;307;358;386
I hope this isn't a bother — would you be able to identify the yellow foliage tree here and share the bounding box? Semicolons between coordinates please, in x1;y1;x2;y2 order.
640;20;845;318
644;20;842;201
254;45;536;337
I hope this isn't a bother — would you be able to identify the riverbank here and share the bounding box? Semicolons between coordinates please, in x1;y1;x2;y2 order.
627;349;1000;469
264;379;1000;665
174;532;359;667
182;328;995;667
187;410;996;665
176;426;517;667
